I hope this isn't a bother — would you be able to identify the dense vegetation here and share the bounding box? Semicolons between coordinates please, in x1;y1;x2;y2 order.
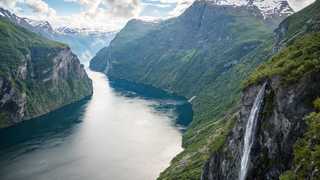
159;114;237;179
245;32;320;87
0;17;92;128
90;19;158;72
244;0;320;88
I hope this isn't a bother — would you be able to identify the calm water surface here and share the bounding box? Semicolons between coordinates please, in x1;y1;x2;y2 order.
0;70;192;180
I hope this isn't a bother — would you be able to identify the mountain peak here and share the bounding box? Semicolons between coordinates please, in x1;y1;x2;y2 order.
0;7;10;17
23;18;54;32
202;0;294;17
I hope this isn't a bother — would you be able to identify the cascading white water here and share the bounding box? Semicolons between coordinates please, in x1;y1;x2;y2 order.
239;82;267;180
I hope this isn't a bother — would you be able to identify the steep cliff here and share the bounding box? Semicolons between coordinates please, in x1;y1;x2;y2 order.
203;70;320;179
203;1;320;179
0;17;93;128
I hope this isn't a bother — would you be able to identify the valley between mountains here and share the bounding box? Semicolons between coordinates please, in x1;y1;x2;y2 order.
1;0;320;179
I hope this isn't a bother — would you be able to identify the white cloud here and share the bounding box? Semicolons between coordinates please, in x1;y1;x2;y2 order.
0;0;56;16
0;0;143;31
24;0;56;16
52;0;141;30
105;0;141;17
288;0;316;11
0;0;18;10
66;0;142;18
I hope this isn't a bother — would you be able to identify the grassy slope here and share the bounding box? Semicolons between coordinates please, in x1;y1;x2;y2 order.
90;19;158;71
245;32;320;87
159;113;237;179
245;0;320;87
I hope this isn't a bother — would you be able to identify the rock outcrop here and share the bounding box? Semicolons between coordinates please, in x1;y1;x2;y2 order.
203;72;320;179
0;18;92;128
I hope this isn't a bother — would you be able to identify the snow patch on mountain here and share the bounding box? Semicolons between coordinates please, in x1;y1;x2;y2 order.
23;18;54;32
205;0;294;17
55;26;115;36
24;18;50;27
252;0;293;17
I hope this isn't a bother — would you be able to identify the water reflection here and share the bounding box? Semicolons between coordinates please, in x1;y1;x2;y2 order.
0;71;192;180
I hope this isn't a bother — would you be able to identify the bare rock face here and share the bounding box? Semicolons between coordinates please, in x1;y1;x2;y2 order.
0;47;92;128
0;77;26;124
202;72;320;179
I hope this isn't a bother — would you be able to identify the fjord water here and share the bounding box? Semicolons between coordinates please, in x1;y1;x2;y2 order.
0;70;192;180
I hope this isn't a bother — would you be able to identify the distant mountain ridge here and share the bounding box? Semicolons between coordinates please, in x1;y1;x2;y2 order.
23;18;54;33
0;7;116;64
0;7;113;36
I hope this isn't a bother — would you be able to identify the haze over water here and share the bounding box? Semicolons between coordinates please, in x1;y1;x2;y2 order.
0;70;192;180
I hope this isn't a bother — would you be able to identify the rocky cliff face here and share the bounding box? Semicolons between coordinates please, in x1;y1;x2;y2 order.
202;1;320;179
24;47;93;119
202;72;320;179
0;18;92;128
0;46;93;128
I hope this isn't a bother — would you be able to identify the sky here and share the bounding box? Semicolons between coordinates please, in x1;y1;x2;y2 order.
0;0;316;31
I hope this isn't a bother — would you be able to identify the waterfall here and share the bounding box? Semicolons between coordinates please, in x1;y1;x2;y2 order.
239;82;267;180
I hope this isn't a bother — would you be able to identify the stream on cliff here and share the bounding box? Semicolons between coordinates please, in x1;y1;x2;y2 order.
0;70;192;180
